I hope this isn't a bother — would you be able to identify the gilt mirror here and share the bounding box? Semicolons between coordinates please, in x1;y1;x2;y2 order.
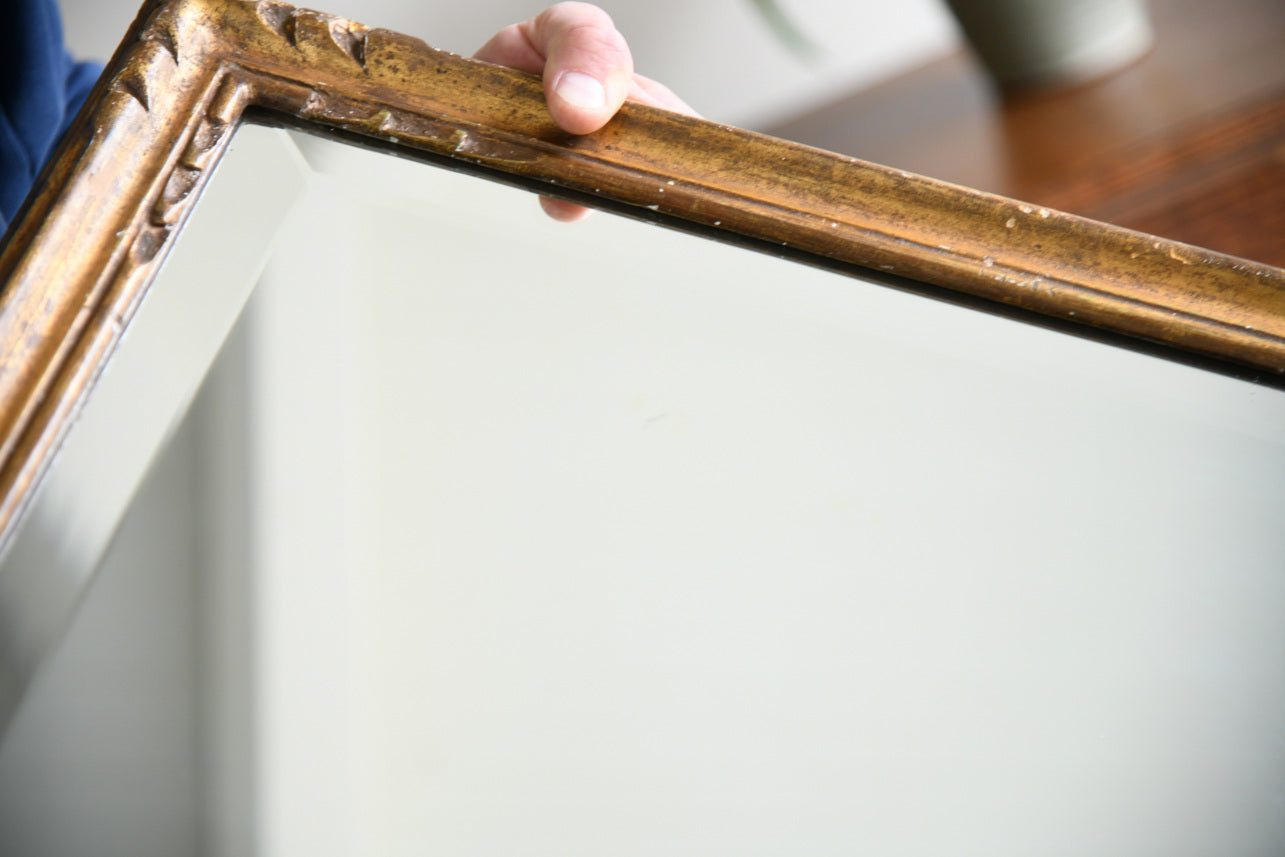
1;1;1283;854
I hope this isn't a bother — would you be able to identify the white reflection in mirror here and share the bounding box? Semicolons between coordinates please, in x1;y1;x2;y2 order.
2;124;1284;856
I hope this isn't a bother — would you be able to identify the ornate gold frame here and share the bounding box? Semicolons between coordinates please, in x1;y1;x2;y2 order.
1;0;1283;555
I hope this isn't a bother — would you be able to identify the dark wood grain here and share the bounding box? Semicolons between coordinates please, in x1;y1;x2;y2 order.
768;0;1285;266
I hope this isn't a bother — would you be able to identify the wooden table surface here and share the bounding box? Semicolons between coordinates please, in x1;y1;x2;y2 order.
768;0;1285;267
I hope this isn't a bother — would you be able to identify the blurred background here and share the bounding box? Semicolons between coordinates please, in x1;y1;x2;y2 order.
3;1;1285;856
56;0;960;130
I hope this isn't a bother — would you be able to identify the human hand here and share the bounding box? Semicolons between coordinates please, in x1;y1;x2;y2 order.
474;2;697;221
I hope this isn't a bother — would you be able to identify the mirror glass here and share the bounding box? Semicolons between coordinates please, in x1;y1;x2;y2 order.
2;122;1284;856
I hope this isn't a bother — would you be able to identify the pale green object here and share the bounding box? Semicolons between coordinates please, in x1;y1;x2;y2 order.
942;0;1154;88
746;0;821;59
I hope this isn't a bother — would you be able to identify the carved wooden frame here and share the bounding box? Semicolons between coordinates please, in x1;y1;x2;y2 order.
1;0;1283;556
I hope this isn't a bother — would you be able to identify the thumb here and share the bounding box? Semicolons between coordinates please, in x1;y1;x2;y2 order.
528;3;633;135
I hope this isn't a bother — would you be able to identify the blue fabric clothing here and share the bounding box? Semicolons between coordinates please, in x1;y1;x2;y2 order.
0;0;102;234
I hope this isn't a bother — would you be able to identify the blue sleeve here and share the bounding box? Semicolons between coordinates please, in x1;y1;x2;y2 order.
0;0;103;233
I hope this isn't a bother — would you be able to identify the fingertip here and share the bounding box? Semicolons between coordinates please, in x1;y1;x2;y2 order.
539;196;592;222
547;70;622;135
553;70;607;110
530;3;633;135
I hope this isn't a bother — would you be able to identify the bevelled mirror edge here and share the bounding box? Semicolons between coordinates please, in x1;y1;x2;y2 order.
1;0;1284;560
